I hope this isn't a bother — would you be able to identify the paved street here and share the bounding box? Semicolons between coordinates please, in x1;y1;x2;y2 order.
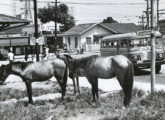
1;53;165;93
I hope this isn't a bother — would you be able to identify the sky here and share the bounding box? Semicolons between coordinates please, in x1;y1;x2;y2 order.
0;0;165;25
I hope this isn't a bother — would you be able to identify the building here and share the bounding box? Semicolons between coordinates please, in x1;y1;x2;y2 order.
63;23;142;52
0;14;33;55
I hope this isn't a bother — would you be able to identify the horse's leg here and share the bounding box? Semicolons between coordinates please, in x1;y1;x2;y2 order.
91;78;99;99
72;77;76;94
94;78;99;99
86;76;96;102
25;81;33;104
76;77;80;93
115;63;134;107
55;74;66;101
56;78;65;100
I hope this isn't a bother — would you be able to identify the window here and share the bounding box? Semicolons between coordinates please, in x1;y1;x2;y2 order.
101;41;117;48
93;36;99;44
75;37;78;48
86;37;91;44
120;40;128;48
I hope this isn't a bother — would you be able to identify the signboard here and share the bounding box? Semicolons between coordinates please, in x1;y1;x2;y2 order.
0;37;29;46
36;37;45;45
11;37;29;46
30;37;45;45
0;39;10;46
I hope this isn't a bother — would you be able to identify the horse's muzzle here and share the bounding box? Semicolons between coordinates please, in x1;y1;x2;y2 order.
69;74;74;79
0;81;4;85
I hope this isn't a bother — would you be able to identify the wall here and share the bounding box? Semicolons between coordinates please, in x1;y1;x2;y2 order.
80;25;114;51
63;24;115;52
63;35;81;51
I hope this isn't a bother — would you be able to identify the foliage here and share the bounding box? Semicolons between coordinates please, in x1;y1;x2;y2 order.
102;17;118;23
38;3;75;32
0;84;165;120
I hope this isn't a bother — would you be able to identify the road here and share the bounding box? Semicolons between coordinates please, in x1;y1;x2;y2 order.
134;65;165;85
0;52;165;92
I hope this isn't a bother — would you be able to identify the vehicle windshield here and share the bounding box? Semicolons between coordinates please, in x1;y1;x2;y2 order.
130;38;148;47
130;37;163;49
101;37;164;49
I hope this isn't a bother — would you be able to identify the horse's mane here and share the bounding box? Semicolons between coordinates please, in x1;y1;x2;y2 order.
74;55;99;68
58;56;69;67
10;61;33;70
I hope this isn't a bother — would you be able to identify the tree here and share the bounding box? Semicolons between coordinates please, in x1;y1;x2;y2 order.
102;17;118;23
38;4;75;32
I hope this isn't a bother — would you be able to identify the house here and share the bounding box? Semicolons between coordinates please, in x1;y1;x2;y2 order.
63;23;142;52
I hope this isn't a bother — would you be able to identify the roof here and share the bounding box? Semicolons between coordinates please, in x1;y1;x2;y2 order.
100;23;142;33
0;14;29;24
102;30;162;41
102;33;137;41
0;14;30;32
64;23;96;35
64;23;142;36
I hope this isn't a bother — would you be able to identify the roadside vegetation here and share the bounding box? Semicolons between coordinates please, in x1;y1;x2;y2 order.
0;82;165;120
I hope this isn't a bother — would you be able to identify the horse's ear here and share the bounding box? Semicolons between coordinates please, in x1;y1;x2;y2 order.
56;54;60;58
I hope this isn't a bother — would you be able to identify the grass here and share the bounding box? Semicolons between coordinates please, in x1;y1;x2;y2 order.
0;84;165;120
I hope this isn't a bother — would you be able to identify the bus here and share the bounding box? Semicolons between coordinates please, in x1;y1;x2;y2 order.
100;31;165;73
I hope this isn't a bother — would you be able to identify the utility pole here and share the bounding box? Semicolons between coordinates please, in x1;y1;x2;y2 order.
54;0;57;55
33;0;39;61
146;0;150;30
142;14;145;30
138;15;146;30
157;0;160;30
151;0;156;94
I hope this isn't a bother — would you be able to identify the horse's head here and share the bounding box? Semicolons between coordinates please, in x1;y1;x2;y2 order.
0;64;9;85
63;54;76;79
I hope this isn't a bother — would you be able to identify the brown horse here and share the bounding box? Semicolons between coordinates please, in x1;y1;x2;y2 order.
0;59;68;104
71;68;85;94
64;54;134;107
58;55;85;94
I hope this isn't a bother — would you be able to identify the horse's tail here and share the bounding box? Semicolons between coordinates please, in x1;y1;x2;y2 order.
123;60;134;107
60;57;68;96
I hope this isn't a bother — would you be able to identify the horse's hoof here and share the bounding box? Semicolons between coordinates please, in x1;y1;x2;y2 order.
91;99;96;102
28;101;34;105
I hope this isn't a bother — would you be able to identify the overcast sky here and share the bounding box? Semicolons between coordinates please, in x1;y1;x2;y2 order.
0;0;165;25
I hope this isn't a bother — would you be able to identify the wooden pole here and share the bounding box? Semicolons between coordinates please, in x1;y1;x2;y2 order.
157;0;159;30
151;0;156;94
54;0;57;55
142;14;145;30
146;0;150;29
33;0;39;61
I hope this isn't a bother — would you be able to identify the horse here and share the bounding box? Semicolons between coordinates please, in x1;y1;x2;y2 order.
64;54;134;107
0;59;68;104
58;55;85;94
71;68;85;94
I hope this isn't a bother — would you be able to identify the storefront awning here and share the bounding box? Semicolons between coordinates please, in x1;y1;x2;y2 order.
0;14;30;32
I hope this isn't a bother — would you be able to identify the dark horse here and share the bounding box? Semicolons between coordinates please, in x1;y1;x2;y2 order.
71;68;85;94
64;54;134;107
0;58;68;104
58;55;85;94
